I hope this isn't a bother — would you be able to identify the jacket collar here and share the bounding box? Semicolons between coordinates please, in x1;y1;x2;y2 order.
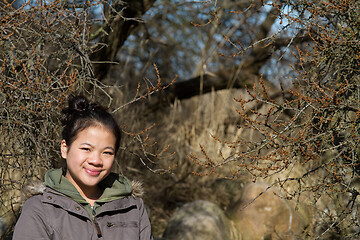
42;188;89;218
44;168;133;203
21;168;144;206
42;187;137;218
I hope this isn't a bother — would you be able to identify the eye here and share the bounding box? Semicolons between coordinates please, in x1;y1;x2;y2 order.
104;151;114;156
81;148;90;152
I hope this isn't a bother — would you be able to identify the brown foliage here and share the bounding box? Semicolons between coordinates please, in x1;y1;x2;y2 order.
1;0;360;239
0;1;171;238
189;0;360;238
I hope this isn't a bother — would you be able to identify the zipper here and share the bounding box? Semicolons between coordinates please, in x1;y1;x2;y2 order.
92;217;102;238
92;206;102;238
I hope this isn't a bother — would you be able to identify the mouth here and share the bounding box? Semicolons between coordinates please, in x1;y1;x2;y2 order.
85;168;101;176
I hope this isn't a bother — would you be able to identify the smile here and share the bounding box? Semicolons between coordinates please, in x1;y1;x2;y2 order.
85;168;101;176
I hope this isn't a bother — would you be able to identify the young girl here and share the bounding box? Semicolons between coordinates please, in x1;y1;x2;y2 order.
13;95;153;240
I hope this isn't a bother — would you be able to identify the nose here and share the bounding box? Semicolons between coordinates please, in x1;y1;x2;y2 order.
88;152;102;166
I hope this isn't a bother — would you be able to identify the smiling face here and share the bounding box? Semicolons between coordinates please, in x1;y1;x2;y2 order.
61;125;116;198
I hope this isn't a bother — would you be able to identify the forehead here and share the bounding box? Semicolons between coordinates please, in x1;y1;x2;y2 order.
74;126;116;144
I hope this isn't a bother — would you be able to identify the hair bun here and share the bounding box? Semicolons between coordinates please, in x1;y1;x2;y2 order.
69;95;90;113
61;95;96;125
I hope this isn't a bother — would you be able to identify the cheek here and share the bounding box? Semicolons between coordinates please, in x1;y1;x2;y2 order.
105;158;115;169
65;152;81;166
65;158;74;169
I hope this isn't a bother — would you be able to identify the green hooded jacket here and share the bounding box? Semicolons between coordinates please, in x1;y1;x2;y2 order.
44;168;133;216
13;168;153;240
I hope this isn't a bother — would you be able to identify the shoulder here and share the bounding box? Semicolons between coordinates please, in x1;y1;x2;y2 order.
17;181;46;212
21;193;46;213
115;195;144;206
21;186;61;214
17;194;49;227
107;195;146;214
21;181;46;202
126;196;152;226
126;196;148;215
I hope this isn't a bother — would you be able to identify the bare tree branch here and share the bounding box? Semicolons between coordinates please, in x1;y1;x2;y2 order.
90;0;156;80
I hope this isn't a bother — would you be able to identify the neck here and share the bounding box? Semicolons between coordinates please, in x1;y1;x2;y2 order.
64;172;103;206
78;186;102;206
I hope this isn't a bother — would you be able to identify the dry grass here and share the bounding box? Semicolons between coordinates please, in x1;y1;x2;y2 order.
100;87;252;236
104;85;359;238
102;87;291;236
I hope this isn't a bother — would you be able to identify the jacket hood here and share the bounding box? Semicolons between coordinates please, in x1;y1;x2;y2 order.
22;169;144;201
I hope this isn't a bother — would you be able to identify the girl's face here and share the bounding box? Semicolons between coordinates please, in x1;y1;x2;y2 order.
61;125;116;196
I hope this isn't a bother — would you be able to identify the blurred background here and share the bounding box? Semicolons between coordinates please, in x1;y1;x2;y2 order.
1;0;360;239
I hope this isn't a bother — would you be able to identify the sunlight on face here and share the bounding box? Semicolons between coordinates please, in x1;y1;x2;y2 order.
61;125;116;196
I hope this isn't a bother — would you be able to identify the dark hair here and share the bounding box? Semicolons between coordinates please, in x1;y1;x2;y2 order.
61;95;121;153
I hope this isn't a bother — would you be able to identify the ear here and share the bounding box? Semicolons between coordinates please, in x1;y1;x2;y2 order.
61;140;68;159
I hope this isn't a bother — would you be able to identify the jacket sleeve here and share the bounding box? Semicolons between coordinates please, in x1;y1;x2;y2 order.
137;198;153;240
12;195;52;240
